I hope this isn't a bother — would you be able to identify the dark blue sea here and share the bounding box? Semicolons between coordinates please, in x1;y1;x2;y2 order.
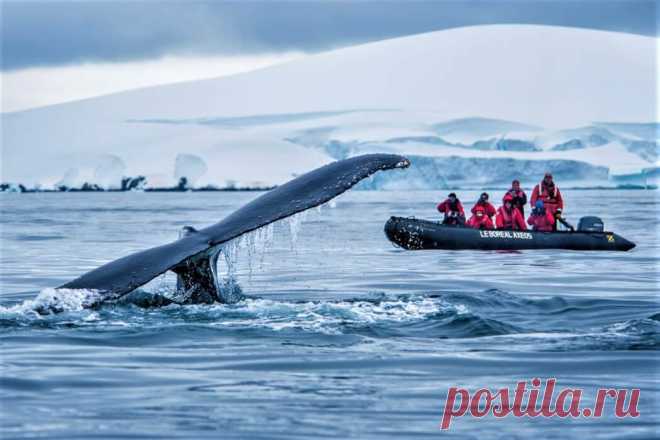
1;190;658;439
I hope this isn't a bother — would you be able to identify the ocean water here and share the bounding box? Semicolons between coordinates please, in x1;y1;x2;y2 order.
0;189;658;439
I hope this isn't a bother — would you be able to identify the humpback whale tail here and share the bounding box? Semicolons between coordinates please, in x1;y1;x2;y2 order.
60;154;410;305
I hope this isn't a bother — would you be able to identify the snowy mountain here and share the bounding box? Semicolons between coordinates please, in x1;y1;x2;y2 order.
1;25;658;190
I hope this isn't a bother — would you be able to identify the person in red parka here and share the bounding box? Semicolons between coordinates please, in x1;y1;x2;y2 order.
471;192;496;221
437;192;466;226
467;205;494;230
530;172;563;217
505;180;528;217
496;194;527;230
527;200;555;232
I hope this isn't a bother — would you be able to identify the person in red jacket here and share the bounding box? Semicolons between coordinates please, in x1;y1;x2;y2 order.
467;205;494;230
496;194;527;230
437;192;466;226
471;192;496;221
505;180;528;217
527;200;555;232
530;172;563;217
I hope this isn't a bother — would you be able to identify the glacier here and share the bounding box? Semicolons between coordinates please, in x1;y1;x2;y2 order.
357;155;609;190
1;25;657;191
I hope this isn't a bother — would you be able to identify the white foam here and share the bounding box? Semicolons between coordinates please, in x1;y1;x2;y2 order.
198;296;457;335
0;288;104;317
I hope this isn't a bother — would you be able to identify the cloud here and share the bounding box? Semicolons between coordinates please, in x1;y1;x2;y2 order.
2;1;657;71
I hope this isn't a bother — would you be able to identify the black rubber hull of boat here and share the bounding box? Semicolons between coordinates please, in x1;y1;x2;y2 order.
384;217;636;251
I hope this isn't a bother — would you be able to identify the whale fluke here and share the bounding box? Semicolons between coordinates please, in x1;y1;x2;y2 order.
60;154;410;303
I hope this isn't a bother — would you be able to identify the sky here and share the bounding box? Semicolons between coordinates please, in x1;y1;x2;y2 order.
1;0;657;112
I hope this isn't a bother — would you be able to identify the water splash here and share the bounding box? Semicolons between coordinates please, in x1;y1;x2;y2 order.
256;222;275;270
211;295;450;335
5;197;326;313
218;221;276;282
285;209;309;249
211;206;315;289
0;288;104;317
0;293;455;335
2;289;656;351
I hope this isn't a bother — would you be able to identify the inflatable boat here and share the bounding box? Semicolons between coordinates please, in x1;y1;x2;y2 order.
384;216;635;251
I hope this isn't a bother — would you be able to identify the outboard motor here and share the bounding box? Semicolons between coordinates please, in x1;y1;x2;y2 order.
577;216;604;232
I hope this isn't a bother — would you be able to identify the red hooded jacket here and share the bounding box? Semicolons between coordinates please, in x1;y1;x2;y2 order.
471;201;496;219
496;206;527;231
467;207;494;230
527;210;555;232
437;199;465;216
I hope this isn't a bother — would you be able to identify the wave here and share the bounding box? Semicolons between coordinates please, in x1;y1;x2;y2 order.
1;288;656;351
0;289;511;338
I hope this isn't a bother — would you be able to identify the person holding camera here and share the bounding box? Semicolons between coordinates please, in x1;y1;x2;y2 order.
437;192;466;226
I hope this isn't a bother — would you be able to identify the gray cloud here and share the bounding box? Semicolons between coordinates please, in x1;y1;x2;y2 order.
2;1;657;71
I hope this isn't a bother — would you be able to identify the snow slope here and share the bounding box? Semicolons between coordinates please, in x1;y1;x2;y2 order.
1;25;657;189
